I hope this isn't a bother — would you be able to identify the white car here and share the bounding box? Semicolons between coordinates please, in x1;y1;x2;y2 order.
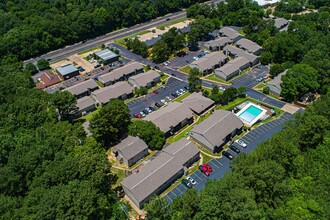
163;62;168;66
146;108;152;113
166;96;172;101
186;176;197;185
235;139;247;148
140;111;146;117
161;99;168;105
219;86;226;91
180;88;186;93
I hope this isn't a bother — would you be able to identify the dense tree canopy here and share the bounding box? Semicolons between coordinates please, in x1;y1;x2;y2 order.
188;67;202;92
0;59;125;218
0;0;208;60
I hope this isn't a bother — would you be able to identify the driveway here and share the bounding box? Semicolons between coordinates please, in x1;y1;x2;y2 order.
231;65;269;89
165;112;293;203
127;77;188;115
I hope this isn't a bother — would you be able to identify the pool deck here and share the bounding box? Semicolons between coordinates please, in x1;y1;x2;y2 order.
236;102;267;126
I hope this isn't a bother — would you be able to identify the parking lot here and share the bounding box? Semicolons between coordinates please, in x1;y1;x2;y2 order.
166;50;204;69
127;77;188;115
231;65;269;88
165;112;293;203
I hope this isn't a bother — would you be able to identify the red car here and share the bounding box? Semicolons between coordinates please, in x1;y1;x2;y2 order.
203;164;213;173
153;90;158;94
199;165;211;176
133;113;142;118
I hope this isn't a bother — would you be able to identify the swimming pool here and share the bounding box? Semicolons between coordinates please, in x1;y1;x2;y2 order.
236;103;266;126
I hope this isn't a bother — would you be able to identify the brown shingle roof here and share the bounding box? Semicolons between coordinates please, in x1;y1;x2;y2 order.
92;81;132;105
36;70;61;89
63;79;98;96
114;136;148;160
98;62;143;84
129;70;159;87
181;92;215;114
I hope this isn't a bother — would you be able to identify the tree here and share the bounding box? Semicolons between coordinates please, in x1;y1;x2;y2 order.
37;58;50;70
259;51;273;65
270;64;285;78
237;86;247;98
128;120;165;150
24;63;38;75
188;68;202;92
151;40;171;63
263;86;270;94
134;86;148;96
144;196;170;220
281;64;320;102
173;34;186;52
212;85;219;94
50;91;77;121
89;99;131;146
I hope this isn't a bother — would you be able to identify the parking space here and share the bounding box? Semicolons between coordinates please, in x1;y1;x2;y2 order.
167;50;203;69
231;65;269;89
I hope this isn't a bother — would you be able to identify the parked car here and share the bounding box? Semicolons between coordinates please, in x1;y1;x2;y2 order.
176;90;182;96
153;90;158;94
140;111;146;117
222;151;234;160
219;86;226;91
133;113;142;118
161;85;166;90
186;176;197;185
163;62;168;66
155;103;162;108
149;106;155;111
146;108;152;113
199;165;211;176
171;93;178;98
142;110;149;115
230;145;240;154
182;179;192;188
166;96;172;101
161;99;168;105
235;139;247;148
203;164;213;173
180;88;186;93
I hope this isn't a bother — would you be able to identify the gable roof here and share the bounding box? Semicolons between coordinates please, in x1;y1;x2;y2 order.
56;64;78;76
181;92;215;114
236;38;262;54
92;81;132;104
63;79;98;96
98;62;143;84
144;102;193;133
129;70;159;87
215;57;250;77
191;110;243;148
274;17;289;29
204;37;232;48
223;45;258;64
266;70;287;90
76;96;95;111
219;27;244;40
121;138;199;204
114;136;148;160
145;36;162;47
36;70;61;89
191;51;227;72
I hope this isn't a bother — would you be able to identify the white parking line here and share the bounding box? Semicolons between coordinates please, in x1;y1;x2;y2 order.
193;173;204;181
209;160;220;168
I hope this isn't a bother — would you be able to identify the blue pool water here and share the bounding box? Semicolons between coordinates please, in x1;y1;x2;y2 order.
238;105;263;123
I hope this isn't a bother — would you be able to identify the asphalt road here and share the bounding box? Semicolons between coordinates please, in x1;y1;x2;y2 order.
24;0;223;66
165;112;293;203
127;77;188;115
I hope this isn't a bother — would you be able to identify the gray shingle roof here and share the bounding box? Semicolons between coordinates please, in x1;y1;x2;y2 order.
274;18;289;29
181;92;215;114
98;62;143;84
190;51;227;72
266;70;287;89
204;37;232;49
114;136;148;160
236;38;262;54
56;64;78;76
191;110;243;148
215;57;250;77
95;49;119;61
144;36;162;47
219;27;244;40
129;70;159;87
92;81;132;104
63;79;98;96
143;102;193;133
223;45;258;64
121;138;199;204
76;96;95;111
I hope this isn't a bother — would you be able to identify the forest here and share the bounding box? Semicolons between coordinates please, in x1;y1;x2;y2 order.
0;0;207;60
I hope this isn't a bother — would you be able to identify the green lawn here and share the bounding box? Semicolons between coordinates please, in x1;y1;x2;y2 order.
114;30;151;47
156;17;188;29
237;29;246;36
205;74;230;85
128;150;157;170
77;46;100;55
216;97;248;111
200;151;213;163
254;83;265;90
111;168;125;188
81;106;101;122
178;65;190;74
